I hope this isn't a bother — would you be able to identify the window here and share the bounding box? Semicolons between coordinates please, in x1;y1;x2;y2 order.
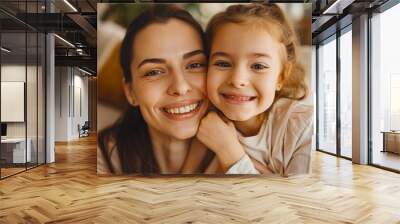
339;28;352;158
317;36;337;154
370;2;400;171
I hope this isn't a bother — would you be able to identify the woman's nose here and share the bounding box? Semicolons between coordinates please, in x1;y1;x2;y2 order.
229;66;249;88
167;70;191;96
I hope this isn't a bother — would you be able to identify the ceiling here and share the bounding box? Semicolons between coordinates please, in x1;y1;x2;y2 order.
311;0;391;43
0;0;98;74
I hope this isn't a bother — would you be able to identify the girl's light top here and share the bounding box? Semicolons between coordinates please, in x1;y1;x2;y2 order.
227;98;313;176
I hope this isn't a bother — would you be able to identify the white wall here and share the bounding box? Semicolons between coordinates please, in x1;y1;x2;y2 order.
54;67;89;141
55;67;69;141
1;63;46;164
1;65;33;138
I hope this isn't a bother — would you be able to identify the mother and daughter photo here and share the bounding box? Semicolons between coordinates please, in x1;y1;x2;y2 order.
97;3;313;176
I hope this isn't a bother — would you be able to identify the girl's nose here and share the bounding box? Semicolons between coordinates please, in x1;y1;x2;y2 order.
229;66;249;88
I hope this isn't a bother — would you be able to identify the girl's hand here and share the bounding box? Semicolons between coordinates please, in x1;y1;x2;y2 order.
196;111;245;171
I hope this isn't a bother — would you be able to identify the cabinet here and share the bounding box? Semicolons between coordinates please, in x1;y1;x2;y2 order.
382;131;400;154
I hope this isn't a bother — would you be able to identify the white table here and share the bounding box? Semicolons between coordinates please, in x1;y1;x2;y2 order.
1;138;31;163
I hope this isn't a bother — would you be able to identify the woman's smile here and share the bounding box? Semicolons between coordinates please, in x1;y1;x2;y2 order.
161;100;204;121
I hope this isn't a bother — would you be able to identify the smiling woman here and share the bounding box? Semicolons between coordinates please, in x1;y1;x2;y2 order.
97;5;211;174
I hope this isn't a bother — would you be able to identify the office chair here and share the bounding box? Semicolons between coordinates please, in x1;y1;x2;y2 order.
79;121;90;138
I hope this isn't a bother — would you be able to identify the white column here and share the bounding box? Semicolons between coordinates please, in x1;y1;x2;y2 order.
352;14;369;164
46;33;55;163
45;0;55;163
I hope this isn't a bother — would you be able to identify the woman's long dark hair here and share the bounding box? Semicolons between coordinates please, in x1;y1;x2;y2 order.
98;4;206;174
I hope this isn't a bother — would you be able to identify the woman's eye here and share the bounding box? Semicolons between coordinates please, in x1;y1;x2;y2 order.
186;62;206;70
144;69;164;77
213;61;231;68
251;63;268;70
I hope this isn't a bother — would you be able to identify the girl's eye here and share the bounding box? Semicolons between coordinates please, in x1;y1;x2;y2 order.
186;62;206;70
144;69;164;77
251;63;269;70
213;61;231;68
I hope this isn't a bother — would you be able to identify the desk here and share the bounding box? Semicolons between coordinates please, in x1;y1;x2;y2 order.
381;131;400;154
1;138;31;163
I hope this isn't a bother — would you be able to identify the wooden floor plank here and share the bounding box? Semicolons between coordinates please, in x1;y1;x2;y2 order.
0;135;399;223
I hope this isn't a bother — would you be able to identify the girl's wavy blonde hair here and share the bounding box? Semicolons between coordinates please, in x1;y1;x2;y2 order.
206;3;308;100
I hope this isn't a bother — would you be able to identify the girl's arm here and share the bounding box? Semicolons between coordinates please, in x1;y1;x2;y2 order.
196;111;246;172
195;111;270;174
225;154;274;174
195;111;276;174
282;112;313;177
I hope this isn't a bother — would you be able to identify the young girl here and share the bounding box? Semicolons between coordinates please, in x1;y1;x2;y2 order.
186;3;313;176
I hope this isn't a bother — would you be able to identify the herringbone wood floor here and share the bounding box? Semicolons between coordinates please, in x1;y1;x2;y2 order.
1;135;400;223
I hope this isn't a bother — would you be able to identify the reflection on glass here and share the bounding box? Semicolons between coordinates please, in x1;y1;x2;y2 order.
318;37;337;154
1;31;27;177
0;1;47;179
27;31;38;169
371;3;400;171
340;29;352;158
38;33;46;165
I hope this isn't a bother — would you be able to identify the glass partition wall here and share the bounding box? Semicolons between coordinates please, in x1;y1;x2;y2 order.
0;1;46;179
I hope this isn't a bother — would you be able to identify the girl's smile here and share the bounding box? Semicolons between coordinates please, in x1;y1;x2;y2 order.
221;92;257;105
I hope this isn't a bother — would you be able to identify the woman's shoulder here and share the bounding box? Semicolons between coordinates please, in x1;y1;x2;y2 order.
98;126;117;155
97;126;122;175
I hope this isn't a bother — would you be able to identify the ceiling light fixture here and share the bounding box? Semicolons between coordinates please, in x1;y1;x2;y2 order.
322;0;354;15
54;34;75;48
1;47;11;53
63;0;78;12
78;67;93;76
